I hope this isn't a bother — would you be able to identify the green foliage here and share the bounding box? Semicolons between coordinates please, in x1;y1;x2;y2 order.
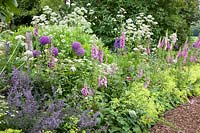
39;0;66;13
13;0;41;27
0;129;22;133
74;0;200;46
0;0;19;22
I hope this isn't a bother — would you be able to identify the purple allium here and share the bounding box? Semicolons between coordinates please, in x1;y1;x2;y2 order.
81;86;89;96
72;42;82;51
120;32;125;48
98;50;104;63
51;47;59;56
114;37;120;48
32;50;41;58
40;36;51;45
91;45;99;59
98;76;107;88
75;47;85;56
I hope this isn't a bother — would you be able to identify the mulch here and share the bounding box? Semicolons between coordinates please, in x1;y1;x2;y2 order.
150;97;200;133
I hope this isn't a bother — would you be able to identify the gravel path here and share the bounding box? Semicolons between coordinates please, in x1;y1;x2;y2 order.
150;97;200;133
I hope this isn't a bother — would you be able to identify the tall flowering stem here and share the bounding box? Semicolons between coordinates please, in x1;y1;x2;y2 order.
120;32;125;48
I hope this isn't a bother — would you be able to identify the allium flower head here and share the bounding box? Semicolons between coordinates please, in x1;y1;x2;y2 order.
75;47;85;56
40;36;51;45
72;42;82;51
51;47;59;56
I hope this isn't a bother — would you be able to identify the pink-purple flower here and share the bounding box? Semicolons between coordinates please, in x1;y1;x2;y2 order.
98;76;107;88
120;32;125;48
98;50;104;63
91;45;99;59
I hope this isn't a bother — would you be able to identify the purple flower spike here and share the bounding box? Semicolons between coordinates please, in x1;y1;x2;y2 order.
91;45;99;59
51;47;59;56
120;32;125;48
32;50;41;58
40;36;51;45
72;42;82;51
98;50;104;63
34;25;38;37
75;48;85;56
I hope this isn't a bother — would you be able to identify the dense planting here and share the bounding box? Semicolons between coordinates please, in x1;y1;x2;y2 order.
0;2;200;133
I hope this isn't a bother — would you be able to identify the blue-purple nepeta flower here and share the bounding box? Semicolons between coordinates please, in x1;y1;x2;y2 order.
40;36;51;45
32;50;41;58
114;38;120;48
51;47;59;56
72;42;82;51
75;48;85;56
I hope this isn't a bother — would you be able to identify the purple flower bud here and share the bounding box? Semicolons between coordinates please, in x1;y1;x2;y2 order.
51;47;59;56
81;87;89;96
75;47;85;56
32;50;41;58
137;69;143;78
39;36;51;45
72;42;82;51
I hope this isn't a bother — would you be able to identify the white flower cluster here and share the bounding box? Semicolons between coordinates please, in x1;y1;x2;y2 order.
125;13;158;42
169;33;178;44
31;5;94;34
31;6;61;26
59;6;94;33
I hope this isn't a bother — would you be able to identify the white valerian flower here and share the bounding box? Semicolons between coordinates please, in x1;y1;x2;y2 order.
70;65;76;72
24;50;33;57
15;35;25;40
133;48;139;51
170;33;178;44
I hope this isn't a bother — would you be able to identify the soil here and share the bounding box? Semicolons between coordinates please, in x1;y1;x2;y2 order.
150;97;200;133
